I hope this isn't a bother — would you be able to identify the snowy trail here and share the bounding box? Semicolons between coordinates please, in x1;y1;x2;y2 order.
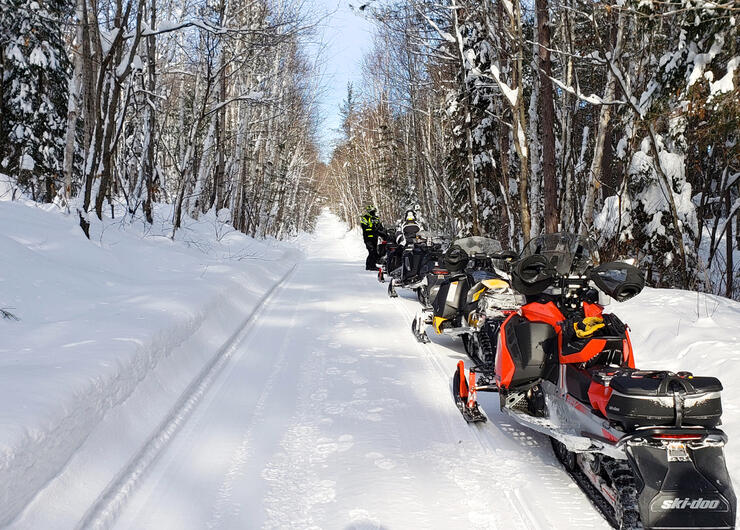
10;212;610;529
91;212;607;529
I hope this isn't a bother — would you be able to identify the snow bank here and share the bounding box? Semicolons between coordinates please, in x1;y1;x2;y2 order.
0;201;300;526
612;287;740;482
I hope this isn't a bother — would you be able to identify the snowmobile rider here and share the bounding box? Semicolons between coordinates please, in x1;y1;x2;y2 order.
360;206;384;271
396;210;423;276
396;210;422;246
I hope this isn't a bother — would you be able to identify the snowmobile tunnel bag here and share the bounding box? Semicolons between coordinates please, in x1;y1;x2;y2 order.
496;314;558;389
603;371;723;431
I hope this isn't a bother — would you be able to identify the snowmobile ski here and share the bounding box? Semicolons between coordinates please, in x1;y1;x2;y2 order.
411;313;430;343
453;361;487;423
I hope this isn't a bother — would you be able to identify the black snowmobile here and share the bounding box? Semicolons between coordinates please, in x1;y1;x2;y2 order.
411;237;520;349
387;231;446;299
453;233;736;530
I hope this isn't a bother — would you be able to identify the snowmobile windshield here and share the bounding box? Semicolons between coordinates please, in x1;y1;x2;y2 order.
520;233;599;275
452;237;502;256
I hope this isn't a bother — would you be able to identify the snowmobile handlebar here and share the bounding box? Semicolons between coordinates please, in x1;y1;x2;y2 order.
511;255;644;305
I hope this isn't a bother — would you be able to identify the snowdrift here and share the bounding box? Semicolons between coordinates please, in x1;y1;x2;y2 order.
0;201;299;526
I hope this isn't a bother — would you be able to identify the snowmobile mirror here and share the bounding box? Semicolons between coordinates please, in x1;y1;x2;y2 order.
590;262;645;302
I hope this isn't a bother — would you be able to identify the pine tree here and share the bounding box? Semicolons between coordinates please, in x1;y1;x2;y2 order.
0;0;71;202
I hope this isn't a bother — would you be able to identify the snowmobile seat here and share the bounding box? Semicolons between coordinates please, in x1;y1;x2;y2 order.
560;313;629;366
432;275;471;322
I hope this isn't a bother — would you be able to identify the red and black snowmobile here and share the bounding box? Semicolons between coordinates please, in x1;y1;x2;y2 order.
453;233;736;530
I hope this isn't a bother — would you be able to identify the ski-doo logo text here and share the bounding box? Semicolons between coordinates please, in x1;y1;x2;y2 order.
660;498;721;510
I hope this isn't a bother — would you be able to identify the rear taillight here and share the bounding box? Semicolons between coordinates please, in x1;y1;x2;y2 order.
432;268;449;275
653;433;703;441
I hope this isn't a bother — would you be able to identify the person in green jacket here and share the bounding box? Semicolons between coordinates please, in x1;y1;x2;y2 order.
360;206;384;270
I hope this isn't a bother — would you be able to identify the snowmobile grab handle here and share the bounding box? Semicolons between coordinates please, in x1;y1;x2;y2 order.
656;373;697;395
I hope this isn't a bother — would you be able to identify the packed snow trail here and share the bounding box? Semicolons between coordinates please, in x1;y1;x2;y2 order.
103;212;607;529
13;212;609;529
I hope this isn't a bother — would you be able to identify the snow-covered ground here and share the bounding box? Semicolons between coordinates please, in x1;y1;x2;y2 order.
0;202;298;527
1;203;738;528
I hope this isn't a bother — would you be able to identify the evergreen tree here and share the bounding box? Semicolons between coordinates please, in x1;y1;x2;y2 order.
0;0;71;202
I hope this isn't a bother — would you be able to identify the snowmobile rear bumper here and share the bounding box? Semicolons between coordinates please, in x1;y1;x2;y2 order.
626;438;736;529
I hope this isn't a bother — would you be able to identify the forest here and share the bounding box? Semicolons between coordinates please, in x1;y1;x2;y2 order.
1;0;324;240
326;0;738;298
1;0;738;296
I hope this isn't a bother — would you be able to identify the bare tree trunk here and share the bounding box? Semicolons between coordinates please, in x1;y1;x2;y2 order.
726;192;733;298
513;0;531;240
581;13;624;235
62;0;85;212
143;0;156;223
536;0;557;233
559;4;575;231
452;0;481;235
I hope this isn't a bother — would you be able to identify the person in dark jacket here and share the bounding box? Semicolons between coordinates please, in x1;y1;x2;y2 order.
360;206;384;270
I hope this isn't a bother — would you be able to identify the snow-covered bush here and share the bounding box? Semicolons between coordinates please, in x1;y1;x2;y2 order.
596;137;699;287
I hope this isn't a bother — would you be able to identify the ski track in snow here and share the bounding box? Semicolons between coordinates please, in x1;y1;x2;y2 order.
77;264;298;530
95;212;608;530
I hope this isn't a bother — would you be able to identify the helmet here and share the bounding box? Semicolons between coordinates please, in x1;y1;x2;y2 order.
405;210;416;222
365;205;377;216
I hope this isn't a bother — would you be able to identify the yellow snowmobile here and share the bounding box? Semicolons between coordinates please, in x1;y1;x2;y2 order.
412;237;521;369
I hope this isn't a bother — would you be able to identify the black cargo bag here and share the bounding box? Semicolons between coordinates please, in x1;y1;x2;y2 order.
603;370;722;431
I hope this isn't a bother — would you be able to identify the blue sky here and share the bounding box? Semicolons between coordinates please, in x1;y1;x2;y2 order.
309;0;375;160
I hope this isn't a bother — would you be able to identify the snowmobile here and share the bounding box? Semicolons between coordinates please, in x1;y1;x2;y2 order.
411;236;520;348
452;233;736;530
386;231;446;298
377;229;398;283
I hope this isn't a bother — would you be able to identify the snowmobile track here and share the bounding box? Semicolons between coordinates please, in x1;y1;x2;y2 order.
564;465;620;529
76;265;297;530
